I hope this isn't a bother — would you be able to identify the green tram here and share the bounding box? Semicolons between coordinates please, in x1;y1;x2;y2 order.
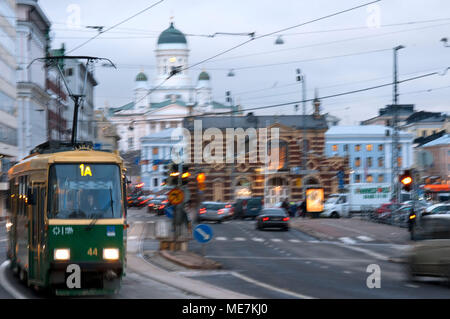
6;142;128;296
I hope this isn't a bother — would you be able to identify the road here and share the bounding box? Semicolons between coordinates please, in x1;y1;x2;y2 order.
183;217;450;299
1;209;450;299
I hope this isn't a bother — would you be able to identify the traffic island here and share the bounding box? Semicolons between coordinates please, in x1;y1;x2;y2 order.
159;250;222;270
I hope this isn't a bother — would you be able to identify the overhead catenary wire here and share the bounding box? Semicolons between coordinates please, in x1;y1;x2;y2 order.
93;69;448;125
179;0;381;73
66;0;165;54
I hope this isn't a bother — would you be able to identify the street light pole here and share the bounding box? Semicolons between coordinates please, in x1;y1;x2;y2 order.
296;69;307;202
391;45;404;204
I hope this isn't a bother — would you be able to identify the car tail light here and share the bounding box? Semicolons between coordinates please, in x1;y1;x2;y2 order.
217;209;225;215
283;217;290;221
148;203;154;207
262;217;269;221
225;204;231;208
138;197;142;200
199;208;206;214
159;205;165;209
162;200;169;204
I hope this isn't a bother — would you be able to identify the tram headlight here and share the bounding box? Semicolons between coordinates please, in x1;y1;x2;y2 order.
103;248;119;260
54;248;70;261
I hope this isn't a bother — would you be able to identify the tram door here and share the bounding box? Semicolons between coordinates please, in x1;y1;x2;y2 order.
30;186;45;283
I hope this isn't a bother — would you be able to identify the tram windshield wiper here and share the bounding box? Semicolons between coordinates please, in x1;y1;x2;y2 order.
85;213;100;231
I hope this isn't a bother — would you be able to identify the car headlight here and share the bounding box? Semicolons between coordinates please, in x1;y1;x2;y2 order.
54;248;70;261
103;248;119;260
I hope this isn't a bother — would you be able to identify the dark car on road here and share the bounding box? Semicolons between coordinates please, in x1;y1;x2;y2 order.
147;199;166;215
197;202;233;223
234;197;263;219
256;208;290;231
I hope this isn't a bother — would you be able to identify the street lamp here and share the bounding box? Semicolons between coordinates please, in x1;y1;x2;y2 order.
296;68;307;202
275;35;284;45
441;37;449;47
391;45;405;204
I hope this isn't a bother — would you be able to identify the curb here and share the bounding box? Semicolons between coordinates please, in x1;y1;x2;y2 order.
159;250;222;270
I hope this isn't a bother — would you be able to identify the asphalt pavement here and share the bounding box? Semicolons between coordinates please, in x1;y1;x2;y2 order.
2;209;450;299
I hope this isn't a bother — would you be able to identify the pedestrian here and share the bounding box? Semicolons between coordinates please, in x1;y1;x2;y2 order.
281;198;290;215
289;202;297;217
300;200;307;218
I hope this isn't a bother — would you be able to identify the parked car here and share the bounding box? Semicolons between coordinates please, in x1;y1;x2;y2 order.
391;204;413;228
375;202;401;223
197;202;233;223
233;197;263;219
147;199;166;215
255;208;290;231
136;195;152;208
127;194;142;207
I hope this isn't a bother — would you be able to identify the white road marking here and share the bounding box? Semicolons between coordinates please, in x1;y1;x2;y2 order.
405;284;419;288
271;238;282;242
216;237;228;241
339;237;357;245
343;271;352;274
128;236;138;240
0;238;7;242
289;239;301;243
357;236;374;242
231;272;315;299
252;238;265;242
233;237;246;241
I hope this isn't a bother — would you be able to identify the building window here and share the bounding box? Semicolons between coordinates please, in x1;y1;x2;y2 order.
378;157;384;167
366;144;373;151
355;144;361;152
378;144;383;151
355;157;361;167
152;165;158;171
378;175;384;182
367;157;372;167
332;145;338;152
268;139;288;171
366;174;373;183
354;174;361;183
344;144;348;152
153;178;159;187
152;147;159;158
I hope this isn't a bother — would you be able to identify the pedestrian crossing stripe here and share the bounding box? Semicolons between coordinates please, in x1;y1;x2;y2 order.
356;236;374;242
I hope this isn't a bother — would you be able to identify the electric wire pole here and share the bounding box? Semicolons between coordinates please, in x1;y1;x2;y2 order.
391;45;404;204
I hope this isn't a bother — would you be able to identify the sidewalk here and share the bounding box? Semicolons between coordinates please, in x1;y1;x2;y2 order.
290;217;411;245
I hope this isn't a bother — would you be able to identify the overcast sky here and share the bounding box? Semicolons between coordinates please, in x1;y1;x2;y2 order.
39;0;450;125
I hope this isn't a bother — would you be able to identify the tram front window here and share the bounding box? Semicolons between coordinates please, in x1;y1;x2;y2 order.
48;164;123;219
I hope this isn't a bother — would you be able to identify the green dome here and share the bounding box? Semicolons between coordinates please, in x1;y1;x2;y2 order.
135;72;148;82
158;22;187;45
198;71;210;81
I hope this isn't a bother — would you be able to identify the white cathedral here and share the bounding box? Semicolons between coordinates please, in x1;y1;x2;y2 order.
108;22;237;152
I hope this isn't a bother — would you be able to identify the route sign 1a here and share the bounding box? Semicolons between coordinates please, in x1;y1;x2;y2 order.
168;188;184;205
193;224;213;244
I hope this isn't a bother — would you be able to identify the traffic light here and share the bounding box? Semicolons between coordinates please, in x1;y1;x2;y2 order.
399;169;413;192
197;172;206;191
163;163;178;187
181;164;191;186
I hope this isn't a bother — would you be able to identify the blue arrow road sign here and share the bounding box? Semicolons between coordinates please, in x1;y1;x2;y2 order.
193;224;213;244
165;206;174;219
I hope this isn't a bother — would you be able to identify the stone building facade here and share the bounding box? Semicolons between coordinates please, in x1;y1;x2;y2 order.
182;112;350;206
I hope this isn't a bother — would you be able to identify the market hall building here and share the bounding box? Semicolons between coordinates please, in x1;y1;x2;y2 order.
182;109;350;206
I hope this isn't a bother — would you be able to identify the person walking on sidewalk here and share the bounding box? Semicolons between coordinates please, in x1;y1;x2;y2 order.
299;200;307;218
281;198;290;215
